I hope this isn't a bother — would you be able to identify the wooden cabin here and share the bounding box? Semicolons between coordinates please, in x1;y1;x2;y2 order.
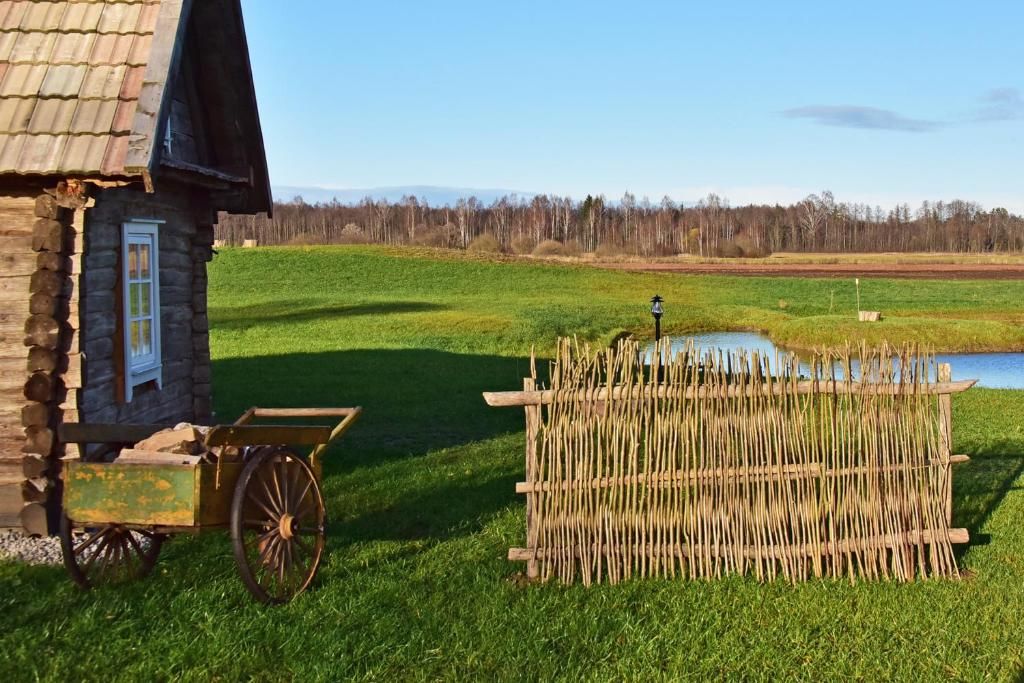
0;0;271;533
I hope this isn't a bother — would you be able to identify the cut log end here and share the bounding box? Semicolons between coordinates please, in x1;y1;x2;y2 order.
19;503;48;536
23;314;60;348
24;371;56;403
22;425;55;456
27;346;57;372
22;454;48;478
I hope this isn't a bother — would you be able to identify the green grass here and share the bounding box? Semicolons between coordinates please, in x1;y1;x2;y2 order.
2;246;1024;680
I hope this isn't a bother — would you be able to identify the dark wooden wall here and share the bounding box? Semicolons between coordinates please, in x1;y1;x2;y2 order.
79;183;214;428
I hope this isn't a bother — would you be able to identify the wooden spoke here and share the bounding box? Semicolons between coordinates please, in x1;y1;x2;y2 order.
124;530;147;560
81;534;112;574
96;537;116;576
258;527;279;547
113;535;130;581
287;460;304;511
254;468;282;515
258;533;279;567
246;489;279;520
268;462;286;516
278;457;291;515
292;479;314;516
73;528;107;556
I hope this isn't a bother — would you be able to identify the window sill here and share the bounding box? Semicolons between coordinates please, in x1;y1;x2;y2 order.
126;364;163;402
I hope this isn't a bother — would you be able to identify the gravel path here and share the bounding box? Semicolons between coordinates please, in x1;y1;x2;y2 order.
0;530;66;565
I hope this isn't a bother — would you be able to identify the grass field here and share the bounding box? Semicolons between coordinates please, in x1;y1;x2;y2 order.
2;246;1024;680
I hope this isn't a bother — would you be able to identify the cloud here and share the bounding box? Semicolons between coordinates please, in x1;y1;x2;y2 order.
971;87;1024;122
783;105;940;132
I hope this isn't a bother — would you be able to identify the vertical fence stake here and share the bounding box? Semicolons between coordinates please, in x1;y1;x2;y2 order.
938;362;953;525
523;376;540;579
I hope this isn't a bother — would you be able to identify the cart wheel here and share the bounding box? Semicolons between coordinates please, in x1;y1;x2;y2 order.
230;446;326;604
59;513;165;589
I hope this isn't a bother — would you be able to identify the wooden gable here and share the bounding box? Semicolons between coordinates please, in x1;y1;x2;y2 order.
151;0;271;215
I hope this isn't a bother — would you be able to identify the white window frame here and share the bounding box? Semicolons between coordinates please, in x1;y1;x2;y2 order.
121;219;164;402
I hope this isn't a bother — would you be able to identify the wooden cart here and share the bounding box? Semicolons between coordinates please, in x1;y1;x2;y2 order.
57;407;361;604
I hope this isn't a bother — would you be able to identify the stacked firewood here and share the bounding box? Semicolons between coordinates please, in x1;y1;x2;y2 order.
116;423;215;465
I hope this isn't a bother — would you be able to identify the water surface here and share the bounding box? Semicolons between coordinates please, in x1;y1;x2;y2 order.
646;331;1024;389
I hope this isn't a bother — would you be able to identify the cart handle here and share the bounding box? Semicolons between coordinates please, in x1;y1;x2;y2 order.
309;408;362;470
232;407;363;471
233;407;362;424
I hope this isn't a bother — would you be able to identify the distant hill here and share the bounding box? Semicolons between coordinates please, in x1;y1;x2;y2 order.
272;185;536;207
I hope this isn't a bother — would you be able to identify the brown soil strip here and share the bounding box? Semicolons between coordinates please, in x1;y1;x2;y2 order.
597;262;1024;280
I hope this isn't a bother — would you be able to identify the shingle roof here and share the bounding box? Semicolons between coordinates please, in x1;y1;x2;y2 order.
0;0;181;176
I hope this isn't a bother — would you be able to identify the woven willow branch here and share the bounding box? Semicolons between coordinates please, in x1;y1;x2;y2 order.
514;338;965;585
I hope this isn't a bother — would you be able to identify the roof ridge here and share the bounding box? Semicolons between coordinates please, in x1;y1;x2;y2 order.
3;60;150;66
0;95;142;101
0;131;133;137
0;29;156;36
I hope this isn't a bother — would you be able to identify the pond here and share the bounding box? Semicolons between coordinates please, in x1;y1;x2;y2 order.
645;331;1024;389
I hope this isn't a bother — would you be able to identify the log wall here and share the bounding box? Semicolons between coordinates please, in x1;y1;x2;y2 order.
0;192;38;529
0;179;215;533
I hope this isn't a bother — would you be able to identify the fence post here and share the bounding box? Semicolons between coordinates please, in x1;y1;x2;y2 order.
523;376;539;579
938;363;953;525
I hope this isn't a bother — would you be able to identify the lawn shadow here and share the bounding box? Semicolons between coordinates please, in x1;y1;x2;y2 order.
212;348;531;554
210;300;448;331
328;471;519;547
953;438;1024;542
211;348;533;465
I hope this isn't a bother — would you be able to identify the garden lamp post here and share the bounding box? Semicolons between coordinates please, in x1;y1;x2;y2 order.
651;294;664;342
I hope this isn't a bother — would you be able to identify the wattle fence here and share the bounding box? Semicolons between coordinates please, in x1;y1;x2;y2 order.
484;338;975;585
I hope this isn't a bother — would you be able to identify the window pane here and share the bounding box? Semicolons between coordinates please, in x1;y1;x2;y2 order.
128;244;139;279
139;243;150;279
130;320;141;357
140;282;151;316
129;283;141;317
140;319;152;356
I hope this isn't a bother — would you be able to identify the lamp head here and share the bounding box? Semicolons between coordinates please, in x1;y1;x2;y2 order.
650;294;664;319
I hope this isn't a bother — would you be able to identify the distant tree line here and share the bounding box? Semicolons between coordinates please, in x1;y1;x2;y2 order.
216;191;1024;255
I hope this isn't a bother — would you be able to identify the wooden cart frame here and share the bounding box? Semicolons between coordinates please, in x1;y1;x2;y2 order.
58;407;361;604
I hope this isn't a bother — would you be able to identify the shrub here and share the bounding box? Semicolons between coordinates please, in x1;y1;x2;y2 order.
713;237;772;258
335;223;368;244
467;232;502;253
285;232;319;246
510;235;536;255
735;236;772;258
532;240;565;257
713;240;745;258
595;242;625;258
414;224;456;248
563;240;583;257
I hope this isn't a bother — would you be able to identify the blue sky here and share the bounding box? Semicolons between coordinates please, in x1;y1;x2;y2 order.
241;1;1023;211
